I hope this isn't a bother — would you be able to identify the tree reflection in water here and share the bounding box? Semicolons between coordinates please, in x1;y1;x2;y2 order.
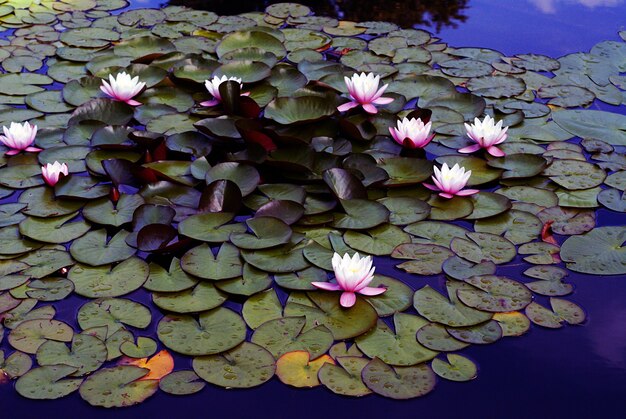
164;0;469;30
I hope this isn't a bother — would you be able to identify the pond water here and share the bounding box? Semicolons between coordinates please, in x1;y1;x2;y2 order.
1;0;626;418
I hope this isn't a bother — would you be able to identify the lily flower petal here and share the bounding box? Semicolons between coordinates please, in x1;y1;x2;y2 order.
463;115;509;156
100;72;146;106
424;163;477;199
338;72;394;114
314;252;386;308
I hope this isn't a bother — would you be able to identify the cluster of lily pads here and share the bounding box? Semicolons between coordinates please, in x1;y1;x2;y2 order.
0;0;625;407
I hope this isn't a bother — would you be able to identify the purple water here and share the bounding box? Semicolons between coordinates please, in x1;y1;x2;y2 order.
2;1;626;418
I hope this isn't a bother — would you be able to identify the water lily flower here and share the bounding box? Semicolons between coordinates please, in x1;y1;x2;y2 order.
201;75;247;107
424;163;479;199
337;72;394;114
389;117;434;149
460;115;508;157
100;72;146;106
0;122;40;155
41;161;68;187
312;252;386;308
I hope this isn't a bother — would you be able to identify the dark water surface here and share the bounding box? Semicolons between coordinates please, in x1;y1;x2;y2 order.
2;1;626;418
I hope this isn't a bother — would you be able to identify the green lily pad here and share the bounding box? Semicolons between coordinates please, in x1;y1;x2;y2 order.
69;257;148;298
543;159;606;190
525;299;586;329
178;212;246;242
82;194;145;227
466;75;526;98
492;312;531;336
431;354;477;382
343;224;410;256
416;323;469;352
361;358;436;400
16;365;82;400
561;226;626;275
9;319;73;354
318;356;371;397
451;232;516;264
159;370;206;395
284;292;378;340
392;243;454;275
442;256;496;280
70;230;135;266
474;209;542;245
332;199;389;230
79;366;158;408
193;342;275;388
0;350;32;379
230;217;292;249
241;235;309;273
120;337;157;359
355;313;437;366
242;289;283;329
251;316;333;359
446;320;502;344
37;333;107;376
380;157;433;187
274;266;327;291
552;110;626;146
265;96;336;125
153;281;226;313
215;263;273;296
366;275;413;317
404;221;469;247
457;275;532;312
77;298;151;336
157;307;246;356
144;258;197;293
413;282;492;327
378;197;430;225
181;243;243;280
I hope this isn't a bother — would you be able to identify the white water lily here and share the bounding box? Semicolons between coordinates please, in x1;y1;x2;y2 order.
460;115;508;157
41;161;69;187
100;72;146;106
201;75;245;107
312;252;386;308
337;72;394;114
389;117;434;149
424;163;479;199
0;122;40;155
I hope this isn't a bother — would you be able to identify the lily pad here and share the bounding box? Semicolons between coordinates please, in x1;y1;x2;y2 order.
355;313;437;366
16;365;82;400
79;366;158;408
193;342;275;388
361;358;436;399
251;317;333;359
561;227;626;275
157;307;246;356
431;354;477;382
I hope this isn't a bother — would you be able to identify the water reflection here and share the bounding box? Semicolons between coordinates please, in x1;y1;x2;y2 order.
164;0;469;30
588;300;626;369
528;0;624;13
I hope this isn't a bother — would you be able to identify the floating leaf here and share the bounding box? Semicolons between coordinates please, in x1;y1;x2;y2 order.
361;358;436;399
193;342;275;389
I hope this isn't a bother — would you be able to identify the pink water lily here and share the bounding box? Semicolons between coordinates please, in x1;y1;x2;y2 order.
460;115;508;157
389;117;434;149
424;163;479;199
201;75;248;107
41;161;68;187
0;122;40;155
337;72;394;114
100;72;146;106
312;252;386;308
